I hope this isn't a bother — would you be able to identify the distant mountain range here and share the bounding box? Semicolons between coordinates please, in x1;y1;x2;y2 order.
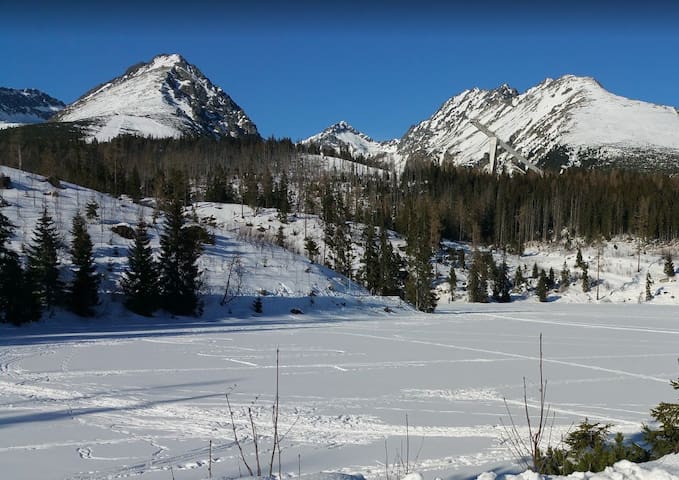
3;55;679;172
0;87;65;129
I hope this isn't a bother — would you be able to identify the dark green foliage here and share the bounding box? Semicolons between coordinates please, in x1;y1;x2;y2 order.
404;202;437;312
560;261;570;291
304;236;320;262
275;226;286;247
468;251;488;303
184;224;215;246
378;227;402;297
0;174;11;189
158;199;203;316
448;266;457;301
85;200;99;221
582;264;590;293
120;220;158;316
644;377;679;457
536;269;548;302
532;262;539;279
664;252;675;277
68;213;99;316
253;296;263;313
360;224;380;294
576;248;584;269
646;273;654;301
548;267;556;290
540;420;648;475
513;266;525;290
111;224;135;239
456;249;465;270
26;207;63;309
0;206;42;324
492;259;511;302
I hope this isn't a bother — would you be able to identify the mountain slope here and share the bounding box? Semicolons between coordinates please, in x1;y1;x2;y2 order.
53;53;259;142
0;87;65;129
397;75;679;172
302;120;399;163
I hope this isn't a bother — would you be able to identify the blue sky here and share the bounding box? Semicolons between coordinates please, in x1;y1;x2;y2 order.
2;1;678;141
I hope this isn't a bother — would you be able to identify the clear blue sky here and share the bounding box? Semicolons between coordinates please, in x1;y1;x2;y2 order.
2;1;678;141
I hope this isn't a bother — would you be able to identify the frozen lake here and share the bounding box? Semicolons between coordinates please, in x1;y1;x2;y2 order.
2;303;678;480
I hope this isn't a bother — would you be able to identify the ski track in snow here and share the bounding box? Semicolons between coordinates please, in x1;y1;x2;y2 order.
1;305;676;479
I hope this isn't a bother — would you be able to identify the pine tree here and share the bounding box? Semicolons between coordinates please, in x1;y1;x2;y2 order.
537;269;548;302
495;260;511;302
404;205;437;312
158;198;203;316
378;227;401;296
304;236;320;263
513;266;525;291
26;207;63;309
120;219;158;316
85;200;99;222
0;199;42;324
531;262;539;279
448;266;457;301
548;267;556;290
361;224;380;294
68;212;99;316
576;247;584;269
468;251;488;303
560;261;570;291
644;377;679;457
646;272;654;301
582;264;591;293
664;252;675;278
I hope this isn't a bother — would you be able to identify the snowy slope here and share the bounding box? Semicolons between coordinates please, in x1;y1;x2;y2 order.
0;87;65;129
52;53;259;142
302;121;400;164
397;75;679;171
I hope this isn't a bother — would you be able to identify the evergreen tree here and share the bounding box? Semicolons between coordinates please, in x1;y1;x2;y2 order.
120;219;158;316
304;236;320;263
646;272;654;301
495;260;511;302
468;251;488;303
361;224;380;294
26;207;63;309
404;204;437;312
536;269;548;302
560;261;570;291
68;212;99;316
456;249;466;270
513;266;525;291
664;252;675;277
644;376;679;457
85;200;99;222
378;227;401;296
448;266;457;301
158;198;203;316
576;247;584;269
582;264;591;293
331;221;354;278
275;226;286;247
548;267;556;290
0;206;41;324
531;262;539;279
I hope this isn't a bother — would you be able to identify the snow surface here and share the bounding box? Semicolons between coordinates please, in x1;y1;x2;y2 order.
2;166;679;480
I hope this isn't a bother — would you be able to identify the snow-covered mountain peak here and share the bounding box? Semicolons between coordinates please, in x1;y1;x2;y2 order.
302;120;399;163
0;87;65;129
397;74;679;171
53;53;259;142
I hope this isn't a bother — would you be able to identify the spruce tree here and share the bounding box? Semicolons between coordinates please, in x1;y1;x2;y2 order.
120;219;158;316
644;376;679;457
664;252;675;278
378;227;401;296
68;212;99;316
26;207;63;309
560;261;570;291
537;269;548;302
531;262;539;279
548;267;556;290
582;264;591;293
495;260;511;302
404;205;436;312
448;266;457;301
468;251;488;303
158;198;203;316
576;247;584;269
304;236;320;263
0;200;42;324
646;273;654;301
361;224;380;294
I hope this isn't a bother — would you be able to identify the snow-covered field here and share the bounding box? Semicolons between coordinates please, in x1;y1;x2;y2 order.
2;303;679;480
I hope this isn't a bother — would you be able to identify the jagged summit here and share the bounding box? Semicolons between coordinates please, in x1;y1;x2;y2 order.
397;74;679;171
0;87;65;129
53;53;259;142
302;120;399;162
